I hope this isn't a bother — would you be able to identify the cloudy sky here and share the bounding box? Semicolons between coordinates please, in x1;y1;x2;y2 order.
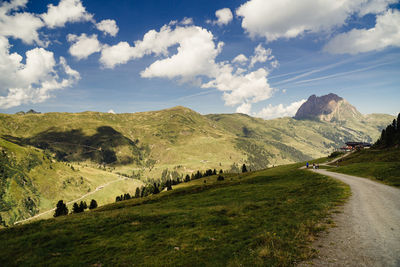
0;0;399;118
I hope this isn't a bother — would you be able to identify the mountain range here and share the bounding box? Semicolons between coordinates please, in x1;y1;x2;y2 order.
0;93;394;225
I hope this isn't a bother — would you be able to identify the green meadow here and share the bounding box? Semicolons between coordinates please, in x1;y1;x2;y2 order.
0;164;349;266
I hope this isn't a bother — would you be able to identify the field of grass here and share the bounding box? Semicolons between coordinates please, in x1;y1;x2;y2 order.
330;148;400;187
0;107;391;225
0;164;350;266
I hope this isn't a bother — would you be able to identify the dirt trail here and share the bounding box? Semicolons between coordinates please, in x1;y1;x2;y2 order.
302;169;400;266
15;176;143;224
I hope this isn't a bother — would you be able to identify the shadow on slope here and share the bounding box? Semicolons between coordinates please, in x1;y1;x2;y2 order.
2;126;148;165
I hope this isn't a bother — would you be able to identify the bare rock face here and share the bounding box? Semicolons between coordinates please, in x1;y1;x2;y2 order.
294;93;361;122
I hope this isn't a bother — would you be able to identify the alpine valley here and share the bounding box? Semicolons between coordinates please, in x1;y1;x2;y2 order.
0;93;393;225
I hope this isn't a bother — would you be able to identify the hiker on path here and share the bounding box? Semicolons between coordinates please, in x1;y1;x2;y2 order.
306;162;309;168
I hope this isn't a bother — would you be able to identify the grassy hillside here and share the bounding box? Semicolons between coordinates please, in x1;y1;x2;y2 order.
0;164;350;266
207;112;392;168
0;106;392;224
330;148;400;187
0;137;143;225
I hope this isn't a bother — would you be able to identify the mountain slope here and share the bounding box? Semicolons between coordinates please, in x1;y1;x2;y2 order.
0;96;394;224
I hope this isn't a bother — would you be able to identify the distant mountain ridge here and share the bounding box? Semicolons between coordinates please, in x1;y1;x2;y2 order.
294;93;362;122
0;96;394;225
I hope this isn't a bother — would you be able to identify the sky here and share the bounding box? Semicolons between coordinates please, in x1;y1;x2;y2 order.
0;0;399;118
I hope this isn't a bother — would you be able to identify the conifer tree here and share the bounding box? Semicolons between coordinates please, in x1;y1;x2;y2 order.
54;200;68;217
135;187;140;198
72;202;80;213
185;174;190;182
242;164;248;173
153;183;160;194
79;201;87;212
166;180;173;191
89;199;98;210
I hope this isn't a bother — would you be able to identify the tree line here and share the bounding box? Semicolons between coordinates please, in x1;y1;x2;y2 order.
54;164;251;216
374;113;400;148
54;199;98;217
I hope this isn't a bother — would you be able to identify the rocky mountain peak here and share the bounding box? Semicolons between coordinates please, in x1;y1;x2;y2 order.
294;93;361;122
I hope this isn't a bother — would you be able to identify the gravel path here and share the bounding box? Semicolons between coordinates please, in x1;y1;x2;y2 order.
302;169;400;266
15;176;143;225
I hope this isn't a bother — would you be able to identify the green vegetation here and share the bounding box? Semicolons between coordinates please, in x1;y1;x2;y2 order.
331;149;400;187
374;113;400;148
0;165;349;266
0;107;393;225
330;116;400;187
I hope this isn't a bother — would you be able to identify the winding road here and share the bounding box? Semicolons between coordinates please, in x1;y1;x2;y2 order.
14;175;141;225
303;169;400;266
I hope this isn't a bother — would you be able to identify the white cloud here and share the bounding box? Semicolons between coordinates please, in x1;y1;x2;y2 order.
236;0;397;41
96;19;119;37
202;66;274;106
0;36;79;108
100;24;223;78
255;99;306;119
213;8;233;26
67;33;102;60
140;26;223;79
181;17;193;25
107;109;115;114
232;54;248;64
324;9;400;54
249;44;275;68
100;23;276;112
41;0;93;28
0;0;44;45
100;42;136;68
236;102;252;114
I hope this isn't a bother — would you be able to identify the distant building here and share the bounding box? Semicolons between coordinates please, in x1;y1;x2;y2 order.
341;142;372;151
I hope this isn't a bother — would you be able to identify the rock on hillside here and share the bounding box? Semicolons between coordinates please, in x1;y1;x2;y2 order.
294;93;362;122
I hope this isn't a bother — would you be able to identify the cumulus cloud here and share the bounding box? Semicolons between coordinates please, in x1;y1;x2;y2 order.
232;54;248;64
100;24;223;77
99;23;276;112
249;44;275;68
212;8;233;26
181;17;193;25
0;0;44;45
67;33;102;60
0;36;79;108
324;9;400;54
41;0;93;28
107;109;115;114
236;0;397;41
202;66;273;107
255;99;306;119
236;102;252;114
96;19;119;37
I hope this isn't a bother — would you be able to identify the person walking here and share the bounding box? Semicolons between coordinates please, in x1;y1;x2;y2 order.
306;162;309;168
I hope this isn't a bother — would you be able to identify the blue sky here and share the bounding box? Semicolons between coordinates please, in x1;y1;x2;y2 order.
0;0;399;118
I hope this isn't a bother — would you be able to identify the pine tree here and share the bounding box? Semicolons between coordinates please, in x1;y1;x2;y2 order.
242;164;248;173
185;174;190;182
54;200;68;217
153;183;160;194
72;202;80;213
135;187;140;198
213;169;217;175
166;180;173;191
219;169;223;174
79;201;87;212
89;199;98;209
